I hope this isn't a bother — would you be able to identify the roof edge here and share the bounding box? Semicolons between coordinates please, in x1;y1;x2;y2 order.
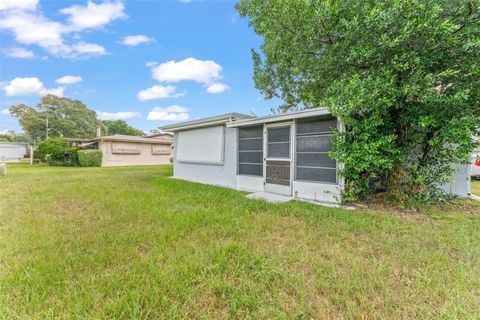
161;112;254;132
227;107;332;128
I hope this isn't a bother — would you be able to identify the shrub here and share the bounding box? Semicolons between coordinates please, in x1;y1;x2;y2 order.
65;146;79;166
35;138;69;162
78;150;102;167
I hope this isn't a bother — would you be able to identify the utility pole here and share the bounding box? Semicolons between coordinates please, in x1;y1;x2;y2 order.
46;117;48;139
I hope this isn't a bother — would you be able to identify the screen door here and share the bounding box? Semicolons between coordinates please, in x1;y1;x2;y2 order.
264;125;292;195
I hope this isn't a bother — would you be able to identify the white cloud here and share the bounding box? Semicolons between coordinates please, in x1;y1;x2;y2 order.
0;1;123;59
206;82;230;94
56;75;83;85
1;11;65;50
120;35;155;46
137;85;184;101
1;109;11;115
3;77;64;97
179;0;192;3
2;47;35;59
145;61;158;68
69;42;106;57
97;111;141;120
151;58;222;85
60;1;127;31
147;105;189;121
0;0;38;11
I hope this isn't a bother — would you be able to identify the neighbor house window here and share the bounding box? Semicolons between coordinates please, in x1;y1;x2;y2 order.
238;126;263;176
295;117;337;183
111;142;141;154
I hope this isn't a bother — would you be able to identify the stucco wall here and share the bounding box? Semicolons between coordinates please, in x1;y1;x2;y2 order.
100;141;171;167
172;126;237;188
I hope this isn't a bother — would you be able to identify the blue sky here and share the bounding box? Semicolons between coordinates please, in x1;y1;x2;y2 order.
0;0;277;134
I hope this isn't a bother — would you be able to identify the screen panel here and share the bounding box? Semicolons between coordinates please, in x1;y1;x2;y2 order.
295;117;337;184
297;118;337;135
238;125;263;176
296;135;333;152
296;167;337;183
176;125;224;164
267;127;290;158
266;160;290;186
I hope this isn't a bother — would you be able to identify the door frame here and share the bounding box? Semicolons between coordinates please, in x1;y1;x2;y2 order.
263;121;294;196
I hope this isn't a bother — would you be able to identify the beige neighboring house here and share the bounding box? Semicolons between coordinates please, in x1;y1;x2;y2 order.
79;134;173;167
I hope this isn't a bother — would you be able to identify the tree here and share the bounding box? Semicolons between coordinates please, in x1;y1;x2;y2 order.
9;104;45;141
35;137;69;162
0;131;32;143
10;95;99;140
237;0;480;204
101;120;144;136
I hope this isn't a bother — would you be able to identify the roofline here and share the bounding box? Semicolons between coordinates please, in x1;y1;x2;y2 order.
87;136;172;144
227;107;332;128
161;112;254;132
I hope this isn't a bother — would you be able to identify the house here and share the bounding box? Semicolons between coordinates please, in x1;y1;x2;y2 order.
162;108;344;203
0;142;29;162
79;134;173;167
163;107;472;203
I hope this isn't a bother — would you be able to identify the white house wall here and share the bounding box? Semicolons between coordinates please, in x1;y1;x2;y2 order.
172;126;237;188
293;180;342;203
236;175;264;192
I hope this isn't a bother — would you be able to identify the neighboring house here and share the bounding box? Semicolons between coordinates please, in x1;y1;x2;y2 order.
79;134;173;167
162;107;471;203
0;142;29;162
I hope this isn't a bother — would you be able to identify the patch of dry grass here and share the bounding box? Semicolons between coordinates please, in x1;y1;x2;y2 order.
472;179;480;195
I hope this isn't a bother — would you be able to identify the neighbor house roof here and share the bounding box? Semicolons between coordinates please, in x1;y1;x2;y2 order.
161;113;254;132
95;134;172;144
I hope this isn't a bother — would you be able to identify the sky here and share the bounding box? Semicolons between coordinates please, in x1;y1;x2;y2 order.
0;0;278;134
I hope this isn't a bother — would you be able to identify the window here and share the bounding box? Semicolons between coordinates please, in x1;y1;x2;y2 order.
111;142;141;154
267;126;290;158
295;117;337;183
238;125;263;176
152;144;170;155
176;126;224;164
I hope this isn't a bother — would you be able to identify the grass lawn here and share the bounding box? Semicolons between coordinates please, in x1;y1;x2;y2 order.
472;179;480;196
1;163;479;319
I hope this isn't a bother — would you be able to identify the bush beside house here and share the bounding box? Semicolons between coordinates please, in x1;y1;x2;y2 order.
35;137;79;166
78;150;102;167
35;138;68;162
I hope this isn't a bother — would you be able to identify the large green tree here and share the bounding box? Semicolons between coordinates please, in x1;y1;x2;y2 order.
101;120;144;136
237;0;480;203
10;95;99;140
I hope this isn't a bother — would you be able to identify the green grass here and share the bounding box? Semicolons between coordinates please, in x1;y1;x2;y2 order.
1;163;479;319
472;179;480;196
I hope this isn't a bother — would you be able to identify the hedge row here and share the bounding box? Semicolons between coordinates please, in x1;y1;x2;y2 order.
78;150;102;167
